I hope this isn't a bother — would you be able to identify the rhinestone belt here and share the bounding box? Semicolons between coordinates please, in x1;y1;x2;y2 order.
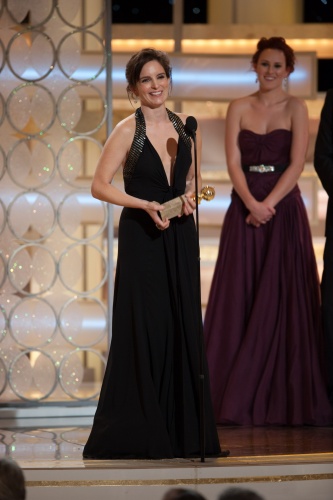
248;165;275;173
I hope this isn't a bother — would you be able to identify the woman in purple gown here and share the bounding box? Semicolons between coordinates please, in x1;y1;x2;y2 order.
204;37;332;426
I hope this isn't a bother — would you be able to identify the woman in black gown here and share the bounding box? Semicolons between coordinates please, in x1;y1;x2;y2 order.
83;48;222;459
204;37;332;426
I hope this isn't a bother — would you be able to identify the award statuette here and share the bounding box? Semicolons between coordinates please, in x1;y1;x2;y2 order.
158;185;215;221
193;185;215;204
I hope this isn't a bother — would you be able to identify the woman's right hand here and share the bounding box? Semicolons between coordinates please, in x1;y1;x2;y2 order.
144;201;170;230
246;200;276;226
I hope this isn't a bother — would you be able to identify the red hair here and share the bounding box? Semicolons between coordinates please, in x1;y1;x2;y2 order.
251;37;295;73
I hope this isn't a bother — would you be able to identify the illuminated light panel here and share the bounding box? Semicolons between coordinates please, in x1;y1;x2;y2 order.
112;39;174;51
171;68;307;85
1;49;317;101
182;38;333;58
63;68;259;85
111;38;333;58
109;52;315;100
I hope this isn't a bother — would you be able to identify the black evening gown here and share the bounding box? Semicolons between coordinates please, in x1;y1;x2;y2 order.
83;108;221;459
204;129;333;426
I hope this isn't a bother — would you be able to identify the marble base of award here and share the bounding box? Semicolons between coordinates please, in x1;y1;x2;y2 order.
158;186;216;222
159;195;186;221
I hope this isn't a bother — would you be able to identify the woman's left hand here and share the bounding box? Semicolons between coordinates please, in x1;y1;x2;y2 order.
181;193;196;217
246;211;275;227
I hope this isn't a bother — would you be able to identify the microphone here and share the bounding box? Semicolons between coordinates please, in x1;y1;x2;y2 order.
185;116;197;138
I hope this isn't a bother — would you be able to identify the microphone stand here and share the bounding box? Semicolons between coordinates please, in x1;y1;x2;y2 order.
190;126;206;463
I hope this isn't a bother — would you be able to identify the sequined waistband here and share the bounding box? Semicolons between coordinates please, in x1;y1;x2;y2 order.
242;164;287;173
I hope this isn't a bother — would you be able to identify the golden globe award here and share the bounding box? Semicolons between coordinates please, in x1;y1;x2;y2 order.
158;185;215;221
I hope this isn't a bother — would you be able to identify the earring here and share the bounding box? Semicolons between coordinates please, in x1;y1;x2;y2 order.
283;77;288;89
131;92;138;103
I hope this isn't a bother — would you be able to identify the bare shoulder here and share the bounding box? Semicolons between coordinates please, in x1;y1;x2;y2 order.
227;95;253;114
113;112;136;135
104;112;136;148
286;94;308;114
99;113;136;160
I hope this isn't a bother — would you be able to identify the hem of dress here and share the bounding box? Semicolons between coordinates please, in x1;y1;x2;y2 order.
82;450;229;460
216;419;333;427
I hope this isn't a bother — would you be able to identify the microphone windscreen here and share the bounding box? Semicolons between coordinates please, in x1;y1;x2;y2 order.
185;116;197;134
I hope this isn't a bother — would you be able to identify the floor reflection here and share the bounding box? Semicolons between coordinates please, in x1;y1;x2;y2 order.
0;427;87;462
0;425;332;464
217;425;333;457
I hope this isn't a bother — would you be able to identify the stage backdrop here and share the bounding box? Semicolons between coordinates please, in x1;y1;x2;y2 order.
0;0;318;407
0;0;109;405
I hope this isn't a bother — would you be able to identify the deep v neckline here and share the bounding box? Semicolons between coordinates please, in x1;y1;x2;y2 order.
142;107;191;188
123;107;192;189
145;135;178;187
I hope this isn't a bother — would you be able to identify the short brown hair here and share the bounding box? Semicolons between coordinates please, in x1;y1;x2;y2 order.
125;47;172;94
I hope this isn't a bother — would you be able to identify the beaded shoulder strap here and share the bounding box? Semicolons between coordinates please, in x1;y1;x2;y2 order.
123;107;192;184
166;108;192;152
123;108;146;184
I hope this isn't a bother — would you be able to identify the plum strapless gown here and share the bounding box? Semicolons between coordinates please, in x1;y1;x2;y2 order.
204;129;332;426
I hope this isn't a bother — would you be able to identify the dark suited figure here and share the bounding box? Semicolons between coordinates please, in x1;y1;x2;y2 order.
218;488;264;500
314;89;333;404
162;489;207;500
0;458;26;500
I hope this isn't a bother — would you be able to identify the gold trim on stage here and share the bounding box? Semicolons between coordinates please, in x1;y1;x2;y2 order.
26;473;333;488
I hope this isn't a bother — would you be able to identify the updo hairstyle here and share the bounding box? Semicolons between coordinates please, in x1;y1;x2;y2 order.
251;37;295;74
125;48;172;100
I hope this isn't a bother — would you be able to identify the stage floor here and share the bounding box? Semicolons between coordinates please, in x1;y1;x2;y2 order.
1;423;332;500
